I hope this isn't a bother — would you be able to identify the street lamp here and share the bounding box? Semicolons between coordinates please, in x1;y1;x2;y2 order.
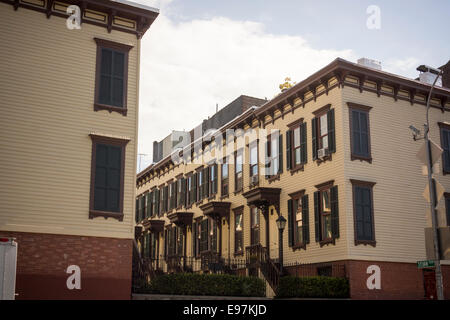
276;215;286;275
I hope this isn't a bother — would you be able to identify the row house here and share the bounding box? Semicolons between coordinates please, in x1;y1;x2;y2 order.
0;0;158;299
135;58;450;299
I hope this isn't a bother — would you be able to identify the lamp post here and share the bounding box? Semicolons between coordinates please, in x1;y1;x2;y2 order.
276;215;286;276
423;68;444;300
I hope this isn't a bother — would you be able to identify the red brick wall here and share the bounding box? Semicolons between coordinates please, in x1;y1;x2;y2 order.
284;259;450;300
0;231;133;300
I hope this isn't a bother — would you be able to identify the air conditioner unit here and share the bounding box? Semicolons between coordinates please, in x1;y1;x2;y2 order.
318;148;329;159
251;175;259;185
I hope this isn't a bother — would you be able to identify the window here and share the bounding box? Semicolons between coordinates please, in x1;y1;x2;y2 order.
351;179;376;246
161;185;168;213
288;192;309;249
312;105;335;160
250;207;260;245
209;218;217;252
439;122;450;174
197;169;204;201
348;102;372;162
235;149;243;192
94;38;133;116
199;219;209;252
89;134;129;221
135;197;140;223
209;164;218;196
221;158;229;196
152;188;160;217
147;191;153;217
249;142;258;184
314;181;339;245
234;208;244;254
187;174;196;207
286;121;307;171
445;193;450;227
177;177;186;208
168;181;176;211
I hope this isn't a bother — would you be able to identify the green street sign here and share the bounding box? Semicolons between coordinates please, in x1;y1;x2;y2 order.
417;260;435;269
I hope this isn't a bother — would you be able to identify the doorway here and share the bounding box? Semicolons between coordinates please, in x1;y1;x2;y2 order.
423;269;437;300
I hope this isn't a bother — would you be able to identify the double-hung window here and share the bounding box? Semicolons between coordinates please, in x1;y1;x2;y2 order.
235;149;243;192
348;102;372;162
89;134;129;221
221;158;229;196
234;208;243;254
313;181;339;245
312;105;335;160
249;141;258;185
286;120;307;171
94;38;133;115
351;179;376;246
287;191;309;249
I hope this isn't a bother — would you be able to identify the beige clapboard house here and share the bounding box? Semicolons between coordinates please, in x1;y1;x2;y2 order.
135;58;450;299
0;0;158;299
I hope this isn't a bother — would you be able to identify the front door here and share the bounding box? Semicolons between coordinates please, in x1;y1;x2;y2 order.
423;269;437;300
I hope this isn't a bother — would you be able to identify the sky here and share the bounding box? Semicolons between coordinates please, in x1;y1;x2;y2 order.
132;0;450;172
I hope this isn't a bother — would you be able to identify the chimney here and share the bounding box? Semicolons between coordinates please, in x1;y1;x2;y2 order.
439;60;450;89
357;58;382;70
417;64;442;86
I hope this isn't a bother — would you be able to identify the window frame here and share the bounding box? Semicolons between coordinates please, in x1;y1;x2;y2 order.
234;149;244;193
249;141;259;185
233;206;244;255
351;179;376;246
348;102;372;163
94;38;133;116
438;122;450;175
288;190;306;249
221;157;229;197
89;133;129;221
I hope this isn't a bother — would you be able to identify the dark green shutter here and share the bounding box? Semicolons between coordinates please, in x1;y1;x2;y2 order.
155;189;160;216
148;191;153;217
193;221;197;256
442;129;450;171
314;191;320;242
327;108;336;153
164;230;168;257
300;122;307;164
181;178;186;207
286;130;292;170
312;118;318;160
287;199;293;247
330;185;339;238
302;194;310;244
278;134;283;174
204;167;209;198
193;173;197;203
135;198;139;223
265;139;270;178
213;164;218;194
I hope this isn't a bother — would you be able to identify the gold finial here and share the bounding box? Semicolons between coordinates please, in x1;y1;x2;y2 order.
279;77;295;92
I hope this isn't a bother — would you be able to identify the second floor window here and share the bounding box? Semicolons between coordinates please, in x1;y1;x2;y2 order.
209;164;218;196
439;123;450;174
249;142;258;184
312;106;335;160
177;178;185;208
221;159;229;196
235;149;243;192
94;38;132;115
349;103;372;162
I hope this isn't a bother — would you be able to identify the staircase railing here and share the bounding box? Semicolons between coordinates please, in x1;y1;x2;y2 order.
245;244;280;292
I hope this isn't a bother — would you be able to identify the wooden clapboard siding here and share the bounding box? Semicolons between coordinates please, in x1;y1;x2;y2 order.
0;4;139;239
136;85;349;264
342;85;450;263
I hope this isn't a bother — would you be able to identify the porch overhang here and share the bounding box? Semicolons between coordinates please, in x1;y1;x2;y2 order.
242;187;281;215
168;212;193;227
145;219;165;233
199;201;232;220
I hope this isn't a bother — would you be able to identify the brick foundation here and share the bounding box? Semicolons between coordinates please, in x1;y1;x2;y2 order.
0;231;133;300
285;259;450;300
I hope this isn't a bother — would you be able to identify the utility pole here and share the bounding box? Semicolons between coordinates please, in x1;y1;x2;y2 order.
424;69;444;300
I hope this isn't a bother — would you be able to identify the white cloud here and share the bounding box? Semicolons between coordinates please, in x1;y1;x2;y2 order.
135;7;356;171
384;57;421;78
